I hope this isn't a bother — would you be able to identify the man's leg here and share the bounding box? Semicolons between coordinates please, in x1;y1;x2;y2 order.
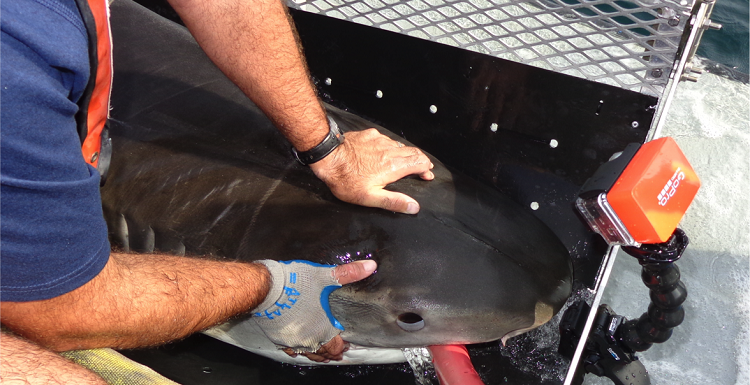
0;332;106;385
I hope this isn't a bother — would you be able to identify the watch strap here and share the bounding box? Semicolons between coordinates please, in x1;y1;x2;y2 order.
291;116;344;166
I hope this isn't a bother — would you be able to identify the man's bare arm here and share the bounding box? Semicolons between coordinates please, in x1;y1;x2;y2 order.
165;0;435;213
166;0;328;151
1;253;373;362
1;253;269;352
0;333;106;385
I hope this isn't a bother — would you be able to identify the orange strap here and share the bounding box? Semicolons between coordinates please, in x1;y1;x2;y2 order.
80;0;113;168
429;345;486;385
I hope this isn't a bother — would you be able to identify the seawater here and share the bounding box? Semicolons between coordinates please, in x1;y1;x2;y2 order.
583;70;750;385
697;0;749;73
402;348;437;385
581;4;749;384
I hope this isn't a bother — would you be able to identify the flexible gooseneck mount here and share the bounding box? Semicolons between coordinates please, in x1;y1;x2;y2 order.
559;229;689;385
617;229;689;353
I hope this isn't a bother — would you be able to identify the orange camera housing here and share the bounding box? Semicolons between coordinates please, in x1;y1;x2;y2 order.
577;137;700;245
607;137;700;243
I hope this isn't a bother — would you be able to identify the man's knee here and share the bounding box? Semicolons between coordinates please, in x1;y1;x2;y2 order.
0;331;107;385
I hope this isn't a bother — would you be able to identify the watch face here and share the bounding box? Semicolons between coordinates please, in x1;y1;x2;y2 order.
327;116;344;141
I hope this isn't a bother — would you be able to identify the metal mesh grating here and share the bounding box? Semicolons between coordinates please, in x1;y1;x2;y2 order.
288;0;695;96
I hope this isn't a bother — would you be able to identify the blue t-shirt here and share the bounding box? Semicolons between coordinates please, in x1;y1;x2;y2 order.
1;0;110;301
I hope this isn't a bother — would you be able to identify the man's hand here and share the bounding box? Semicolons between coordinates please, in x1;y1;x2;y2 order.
310;129;434;214
280;261;374;362
252;259;377;362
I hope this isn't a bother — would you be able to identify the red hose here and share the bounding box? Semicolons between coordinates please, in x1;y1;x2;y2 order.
428;345;485;385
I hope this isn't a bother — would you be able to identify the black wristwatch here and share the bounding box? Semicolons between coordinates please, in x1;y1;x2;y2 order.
291;116;344;166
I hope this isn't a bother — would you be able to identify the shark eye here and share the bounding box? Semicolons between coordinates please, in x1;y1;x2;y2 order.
397;312;425;331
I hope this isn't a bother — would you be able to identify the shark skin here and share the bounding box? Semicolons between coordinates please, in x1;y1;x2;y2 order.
104;0;573;366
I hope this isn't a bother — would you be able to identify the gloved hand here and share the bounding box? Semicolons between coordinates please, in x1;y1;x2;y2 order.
251;259;373;354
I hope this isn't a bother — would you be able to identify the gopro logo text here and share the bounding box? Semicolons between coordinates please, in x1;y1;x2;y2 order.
658;167;685;207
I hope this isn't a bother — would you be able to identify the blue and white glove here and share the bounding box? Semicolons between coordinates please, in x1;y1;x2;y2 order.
251;260;344;353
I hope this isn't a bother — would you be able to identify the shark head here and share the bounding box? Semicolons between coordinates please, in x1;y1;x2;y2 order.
325;163;573;349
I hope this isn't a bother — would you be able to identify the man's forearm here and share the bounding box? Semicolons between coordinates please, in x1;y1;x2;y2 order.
0;332;107;384
0;253;269;352
165;0;436;214
167;0;329;151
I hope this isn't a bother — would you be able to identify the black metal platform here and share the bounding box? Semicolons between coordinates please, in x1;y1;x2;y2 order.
290;9;656;289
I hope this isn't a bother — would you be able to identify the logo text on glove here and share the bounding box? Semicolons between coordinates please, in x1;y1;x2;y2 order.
254;274;302;320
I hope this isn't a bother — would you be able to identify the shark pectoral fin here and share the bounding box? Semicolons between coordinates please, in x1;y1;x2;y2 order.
112;214;129;252
500;302;554;346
